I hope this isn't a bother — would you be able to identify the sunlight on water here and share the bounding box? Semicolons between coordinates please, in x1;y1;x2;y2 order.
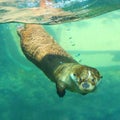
0;0;120;24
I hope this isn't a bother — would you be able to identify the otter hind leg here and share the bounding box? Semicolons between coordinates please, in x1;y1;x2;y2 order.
56;82;66;97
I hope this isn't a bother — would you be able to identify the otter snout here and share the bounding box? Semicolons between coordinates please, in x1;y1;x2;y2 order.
82;82;90;89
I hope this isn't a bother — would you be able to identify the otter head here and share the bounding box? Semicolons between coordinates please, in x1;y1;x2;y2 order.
70;65;102;95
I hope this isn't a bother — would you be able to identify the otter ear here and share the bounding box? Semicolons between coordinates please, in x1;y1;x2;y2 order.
97;75;103;80
100;76;103;79
56;82;66;97
96;76;102;86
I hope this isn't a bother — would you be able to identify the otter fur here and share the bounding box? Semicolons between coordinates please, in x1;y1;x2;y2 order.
17;24;102;97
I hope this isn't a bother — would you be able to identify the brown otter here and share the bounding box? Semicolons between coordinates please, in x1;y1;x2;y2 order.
17;24;102;97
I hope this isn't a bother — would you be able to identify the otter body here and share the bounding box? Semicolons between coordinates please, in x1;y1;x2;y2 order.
17;24;102;97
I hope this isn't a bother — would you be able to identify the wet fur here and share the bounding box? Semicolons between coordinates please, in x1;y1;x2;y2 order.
17;24;101;97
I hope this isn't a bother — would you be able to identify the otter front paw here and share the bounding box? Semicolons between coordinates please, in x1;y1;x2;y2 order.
56;83;66;97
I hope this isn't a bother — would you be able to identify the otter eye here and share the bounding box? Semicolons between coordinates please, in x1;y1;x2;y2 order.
70;73;77;81
79;78;82;81
73;73;76;76
91;79;95;82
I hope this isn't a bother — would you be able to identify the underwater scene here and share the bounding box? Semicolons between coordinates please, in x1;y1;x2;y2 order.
0;0;120;120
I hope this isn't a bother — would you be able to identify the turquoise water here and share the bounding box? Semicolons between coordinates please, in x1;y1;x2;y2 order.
0;9;120;120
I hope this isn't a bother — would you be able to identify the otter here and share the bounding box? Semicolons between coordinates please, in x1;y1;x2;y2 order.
17;24;102;97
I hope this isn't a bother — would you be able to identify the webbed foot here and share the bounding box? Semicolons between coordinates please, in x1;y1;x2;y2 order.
56;83;66;97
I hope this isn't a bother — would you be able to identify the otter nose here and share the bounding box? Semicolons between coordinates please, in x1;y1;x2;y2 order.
82;82;90;88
